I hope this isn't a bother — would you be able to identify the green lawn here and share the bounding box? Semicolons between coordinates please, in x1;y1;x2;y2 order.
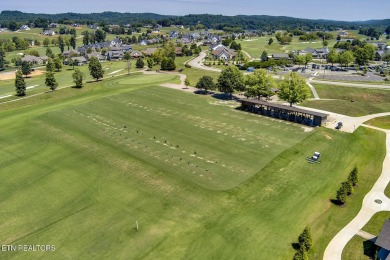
342;211;390;259
301;84;390;116
342;235;376;260
240;36;337;58
364;116;390;129
0;73;386;259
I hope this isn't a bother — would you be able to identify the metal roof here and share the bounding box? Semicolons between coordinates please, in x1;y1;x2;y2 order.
240;99;328;118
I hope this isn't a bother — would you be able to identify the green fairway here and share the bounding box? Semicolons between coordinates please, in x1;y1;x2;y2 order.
301;84;390;116
0;73;385;259
364;116;390;129
240;36;337;58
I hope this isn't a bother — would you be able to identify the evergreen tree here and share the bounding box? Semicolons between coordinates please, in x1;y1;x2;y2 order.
293;248;308;260
261;50;268;61
0;44;6;71
298;227;312;251
72;69;84;88
70;36;76;49
53;57;62;72
336;185;347;205
348;167;359;187
136;58;145;68
58;36;65;53
342;181;353;196
88;57;104;81
15;70;26;96
46;58;55;72
21;61;32;77
45;71;58;91
147;58;154;69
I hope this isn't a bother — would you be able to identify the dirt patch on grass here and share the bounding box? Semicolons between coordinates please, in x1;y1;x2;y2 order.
323;132;333;140
0;70;44;81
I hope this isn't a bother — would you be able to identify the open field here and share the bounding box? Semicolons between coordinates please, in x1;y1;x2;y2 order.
301;84;390;116
364;116;390;129
0;72;385;259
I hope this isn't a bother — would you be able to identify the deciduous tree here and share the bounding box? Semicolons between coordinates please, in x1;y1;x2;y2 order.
196;75;215;93
45;71;58;91
21;61;31;77
244;68;275;100
72;69;84;88
15;70;26;96
278;72;310;106
46;58;54;72
136;58;144;68
217;66;244;98
88;56;104;81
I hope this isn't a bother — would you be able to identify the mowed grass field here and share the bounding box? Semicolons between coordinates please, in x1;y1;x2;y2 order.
0;73;385;259
301;84;390;116
364;116;390;129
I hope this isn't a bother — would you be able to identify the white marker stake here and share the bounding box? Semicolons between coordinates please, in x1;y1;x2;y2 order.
136;220;139;231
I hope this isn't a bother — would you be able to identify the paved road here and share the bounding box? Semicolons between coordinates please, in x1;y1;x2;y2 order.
187;52;222;72
309;79;390;89
323;126;390;260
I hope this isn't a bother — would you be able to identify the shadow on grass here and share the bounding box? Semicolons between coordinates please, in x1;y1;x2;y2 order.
363;240;377;257
291;243;300;250
329;199;345;206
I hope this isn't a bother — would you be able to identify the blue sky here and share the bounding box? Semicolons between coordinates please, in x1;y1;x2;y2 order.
1;0;389;21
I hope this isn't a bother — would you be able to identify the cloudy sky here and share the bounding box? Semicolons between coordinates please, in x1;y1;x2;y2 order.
1;0;389;21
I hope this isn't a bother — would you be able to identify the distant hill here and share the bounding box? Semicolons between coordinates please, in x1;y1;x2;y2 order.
0;10;388;31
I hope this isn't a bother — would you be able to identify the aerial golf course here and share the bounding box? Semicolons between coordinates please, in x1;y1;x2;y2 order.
0;73;386;259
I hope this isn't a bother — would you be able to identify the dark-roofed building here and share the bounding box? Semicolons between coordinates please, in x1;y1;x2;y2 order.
106;51;125;60
240;99;328;127
86;52;105;61
64;56;87;66
375;220;390;260
272;53;290;60
21;55;42;65
143;48;158;57
376;220;390;250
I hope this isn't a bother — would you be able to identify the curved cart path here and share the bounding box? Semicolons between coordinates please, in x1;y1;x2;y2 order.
324;126;390;260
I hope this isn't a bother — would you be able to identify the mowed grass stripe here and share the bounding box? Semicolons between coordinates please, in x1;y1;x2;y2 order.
39;85;309;190
0;74;386;259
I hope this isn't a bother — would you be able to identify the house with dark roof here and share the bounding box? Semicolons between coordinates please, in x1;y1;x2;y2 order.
49;23;59;28
106;51;125;60
63;49;80;58
375;220;390;260
305;47;329;59
272;53;290;60
86;52;105;61
21;55;42;65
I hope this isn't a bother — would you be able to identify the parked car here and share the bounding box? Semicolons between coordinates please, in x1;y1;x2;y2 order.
335;122;343;130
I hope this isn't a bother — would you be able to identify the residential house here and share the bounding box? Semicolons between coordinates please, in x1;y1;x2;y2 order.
152;28;161;33
110;38;122;47
106;50;125;60
130;50;143;59
169;31;180;38
175;47;183;56
63;49;80;58
210;43;224;51
338;31;349;37
212;46;236;60
20;25;30;31
375;50;385;61
49;23;59;28
143;48;158;57
139;40;148;46
88;24;99;29
64;56;87;66
86;52;105;61
375;220;390;260
372;42;387;51
43;30;56;36
72;23;80;27
21;55;42;64
120;45;132;52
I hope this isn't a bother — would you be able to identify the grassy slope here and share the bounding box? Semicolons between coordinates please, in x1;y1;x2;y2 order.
0;74;386;259
301;84;390;116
